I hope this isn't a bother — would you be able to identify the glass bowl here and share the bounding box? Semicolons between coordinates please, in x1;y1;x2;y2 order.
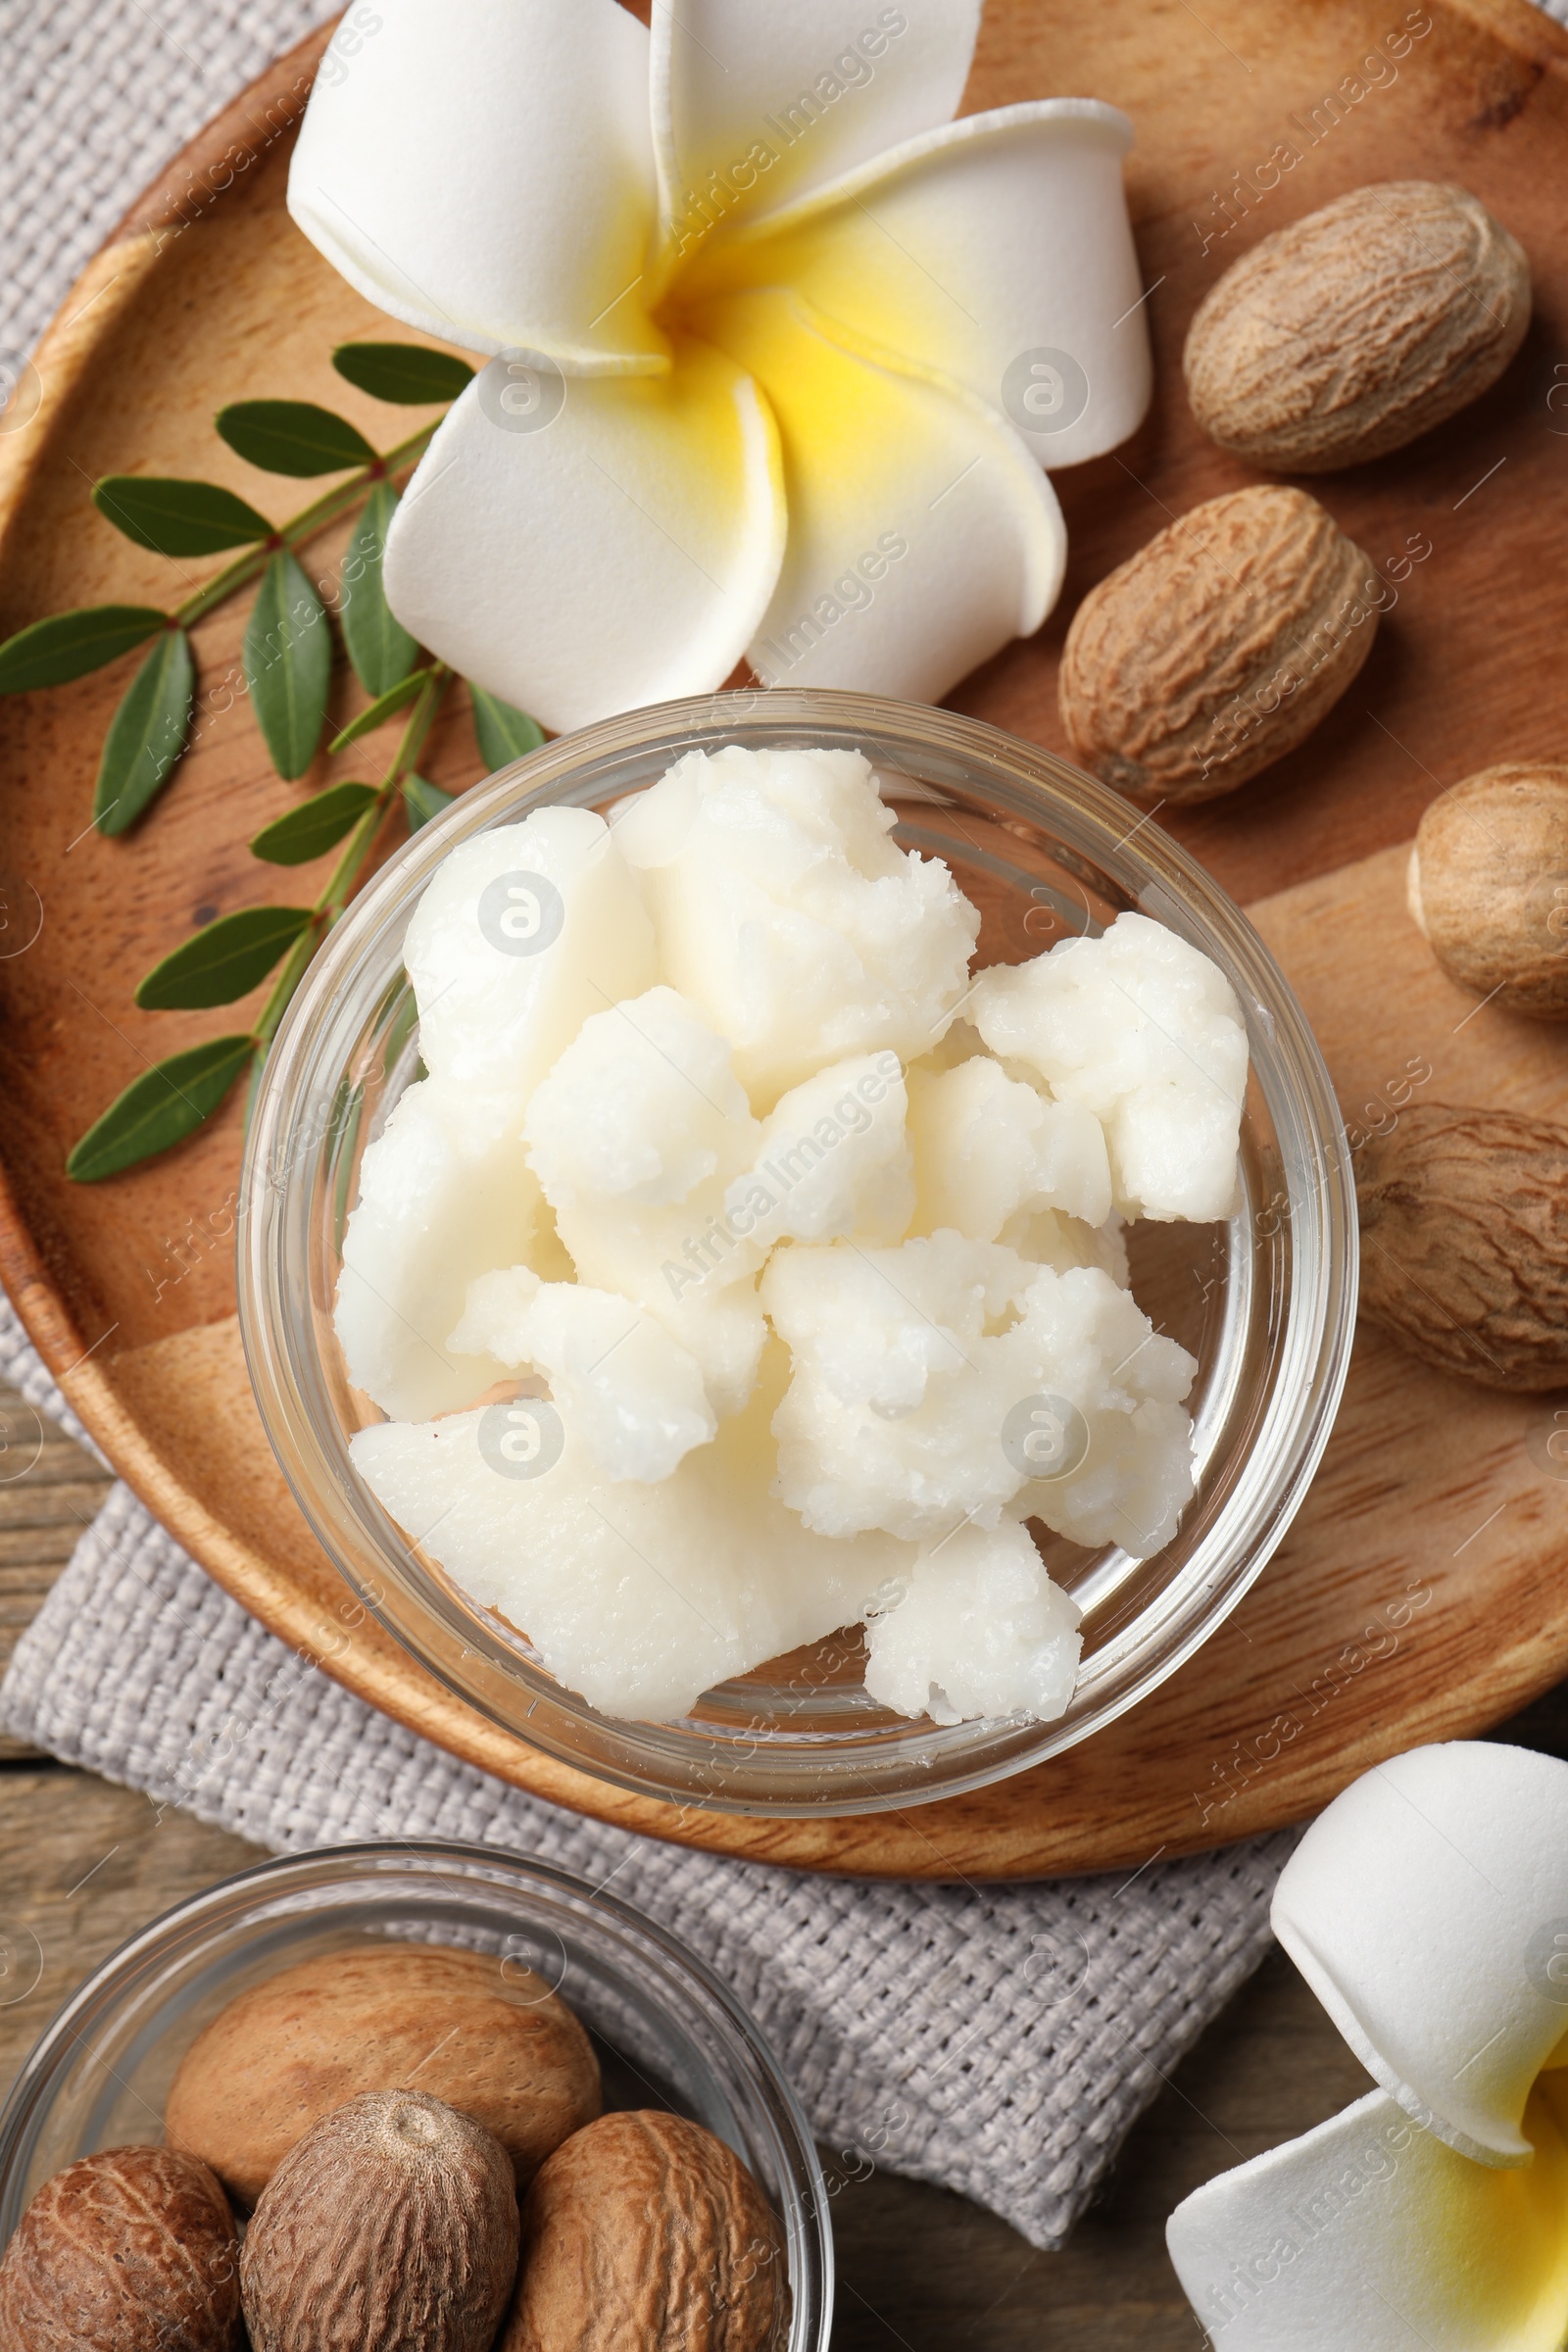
0;1840;831;2346
239;689;1356;1818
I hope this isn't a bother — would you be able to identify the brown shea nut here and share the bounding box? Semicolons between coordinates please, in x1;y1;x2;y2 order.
0;2143;241;2352
1356;1103;1568;1391
502;2110;789;2352
1407;762;1568;1019
165;1943;600;2204
240;2089;518;2352
1184;180;1531;471
1058;484;1378;802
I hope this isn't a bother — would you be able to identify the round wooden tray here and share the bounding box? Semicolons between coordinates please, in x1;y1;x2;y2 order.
2;0;1566;1880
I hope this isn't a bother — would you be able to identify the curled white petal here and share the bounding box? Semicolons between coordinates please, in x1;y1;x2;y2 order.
691;289;1064;703
699;100;1152;467
383;348;785;733
1167;2086;1568;2351
649;0;979;267
290;0;665;368
1272;1740;1568;2167
293;1;1153;726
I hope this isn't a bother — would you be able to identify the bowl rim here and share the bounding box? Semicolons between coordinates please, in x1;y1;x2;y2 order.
0;1837;834;2341
238;687;1358;1817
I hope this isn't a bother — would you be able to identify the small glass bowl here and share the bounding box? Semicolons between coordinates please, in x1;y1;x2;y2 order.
0;1841;831;2345
239;689;1356;1818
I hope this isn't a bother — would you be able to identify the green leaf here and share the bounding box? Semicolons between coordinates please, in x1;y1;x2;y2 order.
245;550;331;779
339;480;419;697
250;782;377;866
93;476;273;557
327;668;432;753
0;605;168;694
93;629;195;835
332;342;475;406
217;400;376;477
135;906;314;1009
468;684;546;772
67;1035;255;1183
403;773;455;831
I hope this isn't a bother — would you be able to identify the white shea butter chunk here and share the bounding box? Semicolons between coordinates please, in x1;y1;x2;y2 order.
724;1051;914;1249
1013;1393;1197;1556
612;744;978;1102
863;1520;1082;1727
524;986;758;1207
554;1192;767;1418
763;1232;1197;1552
335;1076;564;1423
450;1267;715;1484
971;911;1248;1222
917;1016;988;1072
404;806;656;1093
523;988;765;1411
349;1355;913;1722
906;1054;1111;1237
1003;1205;1129;1288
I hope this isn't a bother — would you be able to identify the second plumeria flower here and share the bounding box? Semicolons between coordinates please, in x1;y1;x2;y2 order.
1168;1740;1568;2349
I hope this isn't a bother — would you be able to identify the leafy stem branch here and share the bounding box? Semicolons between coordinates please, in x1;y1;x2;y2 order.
0;339;544;1181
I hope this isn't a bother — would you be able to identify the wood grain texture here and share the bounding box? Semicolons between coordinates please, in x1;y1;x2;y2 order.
0;2;1565;1878
0;1770;263;2061
0;1383;111;1761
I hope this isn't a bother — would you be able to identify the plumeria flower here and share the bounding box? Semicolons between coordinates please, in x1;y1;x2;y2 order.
287;0;1151;733
1168;1741;1568;2348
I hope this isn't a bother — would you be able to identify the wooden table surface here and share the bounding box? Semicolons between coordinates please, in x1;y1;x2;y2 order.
2;1371;1564;2348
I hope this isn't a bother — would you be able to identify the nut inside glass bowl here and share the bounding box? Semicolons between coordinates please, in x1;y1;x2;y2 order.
239;689;1356;1817
0;1842;831;2350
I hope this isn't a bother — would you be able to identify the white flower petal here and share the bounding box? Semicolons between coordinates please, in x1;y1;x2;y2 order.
1167;2087;1568;2351
696;101;1151;468
691;290;1064;704
649;0;978;269
382;340;785;733
289;0;665;368
1272;1741;1568;2168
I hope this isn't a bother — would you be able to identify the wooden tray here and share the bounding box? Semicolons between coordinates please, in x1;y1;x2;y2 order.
1;0;1565;1881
